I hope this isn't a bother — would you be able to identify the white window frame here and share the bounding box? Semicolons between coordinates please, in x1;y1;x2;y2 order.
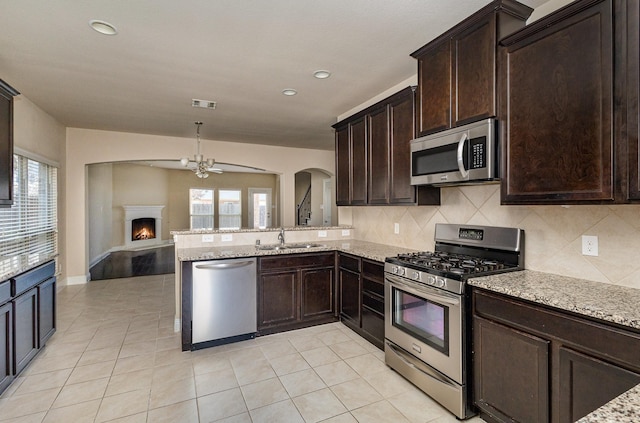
218;189;242;230
189;188;214;230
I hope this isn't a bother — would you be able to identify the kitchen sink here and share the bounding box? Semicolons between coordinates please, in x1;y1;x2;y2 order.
256;243;324;251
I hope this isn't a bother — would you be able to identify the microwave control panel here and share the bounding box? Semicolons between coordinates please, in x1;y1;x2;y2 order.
469;136;486;169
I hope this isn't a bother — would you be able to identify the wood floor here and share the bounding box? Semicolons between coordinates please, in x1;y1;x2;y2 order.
89;245;175;281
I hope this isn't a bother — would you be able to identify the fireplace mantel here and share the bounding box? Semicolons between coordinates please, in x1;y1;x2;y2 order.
123;205;165;248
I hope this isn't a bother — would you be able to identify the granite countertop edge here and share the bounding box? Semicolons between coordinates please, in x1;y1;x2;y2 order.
468;269;640;423
176;239;417;264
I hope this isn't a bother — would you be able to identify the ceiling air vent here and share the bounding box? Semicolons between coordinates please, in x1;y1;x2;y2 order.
192;99;217;109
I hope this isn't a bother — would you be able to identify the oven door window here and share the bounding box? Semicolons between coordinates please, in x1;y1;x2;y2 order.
392;286;449;355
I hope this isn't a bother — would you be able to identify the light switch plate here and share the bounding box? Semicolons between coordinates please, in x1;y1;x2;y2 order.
318;230;327;238
221;234;233;242
581;235;598;256
341;229;350;236
394;223;400;234
202;234;214;242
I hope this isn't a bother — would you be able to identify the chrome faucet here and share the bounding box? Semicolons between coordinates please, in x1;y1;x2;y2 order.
277;228;285;245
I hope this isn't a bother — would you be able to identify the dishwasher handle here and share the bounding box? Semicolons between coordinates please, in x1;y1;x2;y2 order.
195;260;255;270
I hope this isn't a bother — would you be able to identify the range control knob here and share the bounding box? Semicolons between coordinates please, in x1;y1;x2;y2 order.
411;271;420;280
392;266;399;274
427;276;436;285
398;267;406;276
435;277;446;288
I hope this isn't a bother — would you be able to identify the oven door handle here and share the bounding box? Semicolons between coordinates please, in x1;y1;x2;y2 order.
456;133;469;178
386;341;459;389
385;274;460;306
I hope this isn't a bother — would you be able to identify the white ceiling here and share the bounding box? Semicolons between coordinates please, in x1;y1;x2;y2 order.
0;0;546;151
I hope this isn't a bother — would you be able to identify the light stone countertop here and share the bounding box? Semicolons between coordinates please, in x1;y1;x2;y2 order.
177;239;417;263
468;270;640;423
171;225;351;236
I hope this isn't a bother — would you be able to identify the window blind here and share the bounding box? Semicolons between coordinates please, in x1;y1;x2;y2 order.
0;154;58;277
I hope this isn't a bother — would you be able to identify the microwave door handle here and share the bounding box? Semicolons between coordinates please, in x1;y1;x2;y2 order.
456;133;469;178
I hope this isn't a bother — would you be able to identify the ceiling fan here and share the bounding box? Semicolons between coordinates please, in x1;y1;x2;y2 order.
180;121;223;178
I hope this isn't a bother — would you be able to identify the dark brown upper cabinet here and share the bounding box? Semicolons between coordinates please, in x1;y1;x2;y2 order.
334;87;440;206
0;80;19;207
411;0;532;137
500;0;638;204
627;0;639;201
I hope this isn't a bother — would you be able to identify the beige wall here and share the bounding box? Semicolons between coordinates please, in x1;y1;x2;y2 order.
87;163;113;266
343;185;640;289
65;128;334;283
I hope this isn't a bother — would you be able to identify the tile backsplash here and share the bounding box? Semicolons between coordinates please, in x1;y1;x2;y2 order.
342;184;640;289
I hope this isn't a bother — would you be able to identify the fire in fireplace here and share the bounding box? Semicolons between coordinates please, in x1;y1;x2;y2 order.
132;218;156;241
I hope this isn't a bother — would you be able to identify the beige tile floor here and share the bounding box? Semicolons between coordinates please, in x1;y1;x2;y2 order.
0;274;486;423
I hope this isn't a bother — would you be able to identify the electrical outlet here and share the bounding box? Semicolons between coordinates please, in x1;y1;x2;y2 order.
221;234;233;242
202;234;214;242
581;235;598;256
341;229;350;236
318;230;327;238
394;223;400;234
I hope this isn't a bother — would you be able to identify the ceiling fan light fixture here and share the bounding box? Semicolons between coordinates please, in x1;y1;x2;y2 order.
89;20;118;35
282;88;297;96
182;121;218;178
313;70;331;79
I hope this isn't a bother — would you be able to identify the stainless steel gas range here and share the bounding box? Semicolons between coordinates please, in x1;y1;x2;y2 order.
384;223;524;419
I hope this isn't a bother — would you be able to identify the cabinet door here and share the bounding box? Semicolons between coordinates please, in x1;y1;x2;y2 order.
453;13;495;126
389;89;417;204
416;39;452;136
0;302;12;394
350;118;367;205
474;316;550;423
13;288;39;375
367;106;390;204
38;277;56;346
0;81;17;207
501;0;614;203
558;346;640;423
300;267;334;320
339;268;360;325
628;0;640;200
258;271;298;329
335;125;351;205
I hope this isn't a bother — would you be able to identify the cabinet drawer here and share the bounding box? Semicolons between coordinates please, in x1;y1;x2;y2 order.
260;253;334;271
362;278;384;298
13;261;55;297
0;281;10;304
339;254;361;273
362;260;383;282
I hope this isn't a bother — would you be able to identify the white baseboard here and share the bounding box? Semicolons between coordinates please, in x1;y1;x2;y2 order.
64;274;89;285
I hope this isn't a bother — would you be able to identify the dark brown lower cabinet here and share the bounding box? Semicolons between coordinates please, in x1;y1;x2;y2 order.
474;316;549;423
258;253;336;334
473;288;640;423
13;288;38;375
338;253;385;349
0;302;12;393
38;277;56;346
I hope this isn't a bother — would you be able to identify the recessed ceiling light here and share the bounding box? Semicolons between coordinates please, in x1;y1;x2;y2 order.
313;70;331;79
89;20;118;35
282;89;297;96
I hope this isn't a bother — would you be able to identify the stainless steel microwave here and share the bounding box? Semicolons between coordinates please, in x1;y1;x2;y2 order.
410;118;499;186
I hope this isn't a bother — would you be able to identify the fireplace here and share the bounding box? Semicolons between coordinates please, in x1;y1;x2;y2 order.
123;205;165;248
132;218;156;240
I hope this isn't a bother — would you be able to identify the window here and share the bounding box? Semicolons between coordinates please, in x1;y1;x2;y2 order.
189;188;214;229
0;154;58;277
219;189;241;230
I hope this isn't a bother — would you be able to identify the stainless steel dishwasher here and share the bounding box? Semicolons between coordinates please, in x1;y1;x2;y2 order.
191;257;257;347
